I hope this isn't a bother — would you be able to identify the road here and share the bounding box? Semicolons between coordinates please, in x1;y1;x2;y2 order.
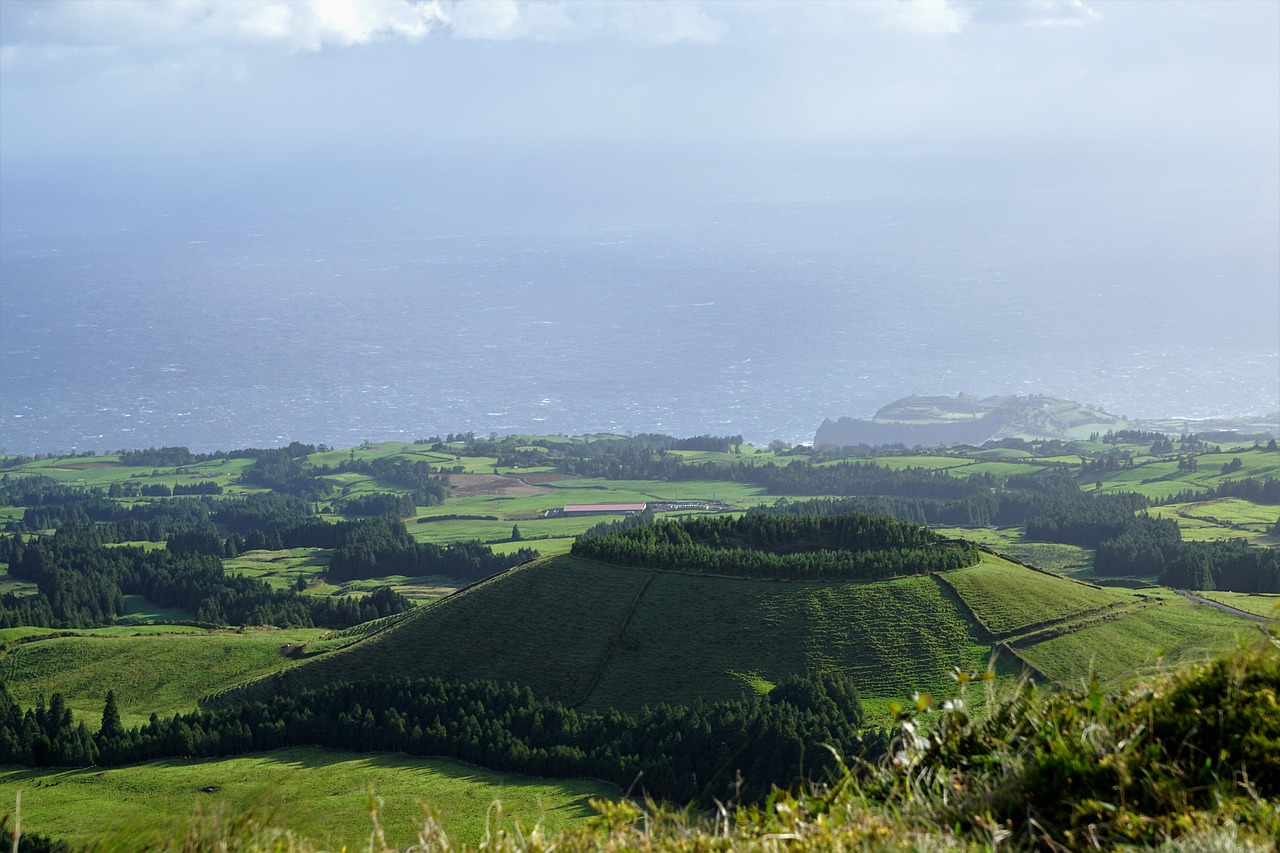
1180;591;1279;623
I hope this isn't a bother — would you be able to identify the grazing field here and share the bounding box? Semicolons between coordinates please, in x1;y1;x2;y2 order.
0;747;609;850
224;548;332;591
1015;596;1258;687
1089;448;1280;500
1146;498;1280;545
940;554;1131;637
1197;591;1280;620
115;594;198;625
929;527;1095;577
0;567;38;597
0;629;326;728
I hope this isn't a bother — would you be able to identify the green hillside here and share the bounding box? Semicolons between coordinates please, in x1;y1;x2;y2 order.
214;551;1241;726
0;628;325;728
939;553;1131;637
1015;592;1260;685
220;556;654;707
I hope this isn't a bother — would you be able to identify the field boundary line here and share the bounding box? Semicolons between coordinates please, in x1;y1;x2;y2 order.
973;545;1104;589
992;642;1050;682
572;572;656;708
1007;600;1155;649
931;573;995;641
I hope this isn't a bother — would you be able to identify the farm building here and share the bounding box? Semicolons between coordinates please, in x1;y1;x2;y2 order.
562;502;648;516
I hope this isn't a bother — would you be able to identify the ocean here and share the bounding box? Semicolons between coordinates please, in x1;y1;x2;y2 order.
2;147;1277;455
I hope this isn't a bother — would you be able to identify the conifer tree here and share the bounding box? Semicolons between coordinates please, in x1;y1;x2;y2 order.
98;690;123;740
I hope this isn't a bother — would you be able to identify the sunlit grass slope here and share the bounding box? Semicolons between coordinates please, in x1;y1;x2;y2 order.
1015;593;1258;686
0;629;325;728
939;553;1132;637
0;747;609;850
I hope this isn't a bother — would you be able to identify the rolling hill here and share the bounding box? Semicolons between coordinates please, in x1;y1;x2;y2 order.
212;551;1254;722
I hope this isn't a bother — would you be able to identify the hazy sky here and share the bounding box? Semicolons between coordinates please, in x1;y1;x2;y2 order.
2;0;1277;169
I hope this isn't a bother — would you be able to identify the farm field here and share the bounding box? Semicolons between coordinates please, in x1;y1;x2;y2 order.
939;554;1131;637
1014;595;1259;687
929;527;1095;577
1197;591;1280;620
1087;448;1280;500
0;747;609;850
0;628;326;728
1147;498;1279;545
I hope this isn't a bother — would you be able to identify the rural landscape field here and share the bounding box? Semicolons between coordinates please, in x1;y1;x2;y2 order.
1;413;1277;848
3;0;1278;849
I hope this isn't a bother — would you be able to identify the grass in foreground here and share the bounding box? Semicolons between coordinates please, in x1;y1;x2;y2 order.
0;746;608;850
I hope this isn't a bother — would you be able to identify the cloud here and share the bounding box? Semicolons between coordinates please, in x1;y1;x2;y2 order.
877;0;970;35
960;0;1101;28
0;0;727;62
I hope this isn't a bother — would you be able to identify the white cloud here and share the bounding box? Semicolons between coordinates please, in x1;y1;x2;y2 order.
877;0;970;35
0;0;727;60
961;0;1101;28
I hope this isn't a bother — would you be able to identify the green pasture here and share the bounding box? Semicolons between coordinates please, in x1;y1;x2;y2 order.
940;555;1130;637
1196;591;1280;620
952;460;1060;478
115;594;198;625
12;456;254;489
338;575;459;603
1087;448;1280;499
0;568;37;597
490;537;574;557
1147;497;1278;544
1015;596;1258;688
0;628;326;728
821;455;970;472
0;747;609;850
224;548;331;591
929;528;1095;577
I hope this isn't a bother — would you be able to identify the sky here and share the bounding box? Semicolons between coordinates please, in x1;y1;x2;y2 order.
2;0;1277;168
0;0;1277;448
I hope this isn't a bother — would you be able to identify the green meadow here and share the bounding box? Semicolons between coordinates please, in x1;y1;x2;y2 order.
940;554;1131;637
0;629;326;728
1197;590;1280;620
1015;595;1257;687
0;747;610;850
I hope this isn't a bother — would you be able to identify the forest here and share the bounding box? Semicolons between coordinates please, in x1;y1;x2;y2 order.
0;670;872;807
572;511;980;580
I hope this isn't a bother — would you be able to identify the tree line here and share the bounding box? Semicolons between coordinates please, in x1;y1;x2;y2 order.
327;515;538;582
0;528;412;629
0;670;875;808
572;511;979;581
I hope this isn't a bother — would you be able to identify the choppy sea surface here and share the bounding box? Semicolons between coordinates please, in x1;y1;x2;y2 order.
2;151;1277;455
